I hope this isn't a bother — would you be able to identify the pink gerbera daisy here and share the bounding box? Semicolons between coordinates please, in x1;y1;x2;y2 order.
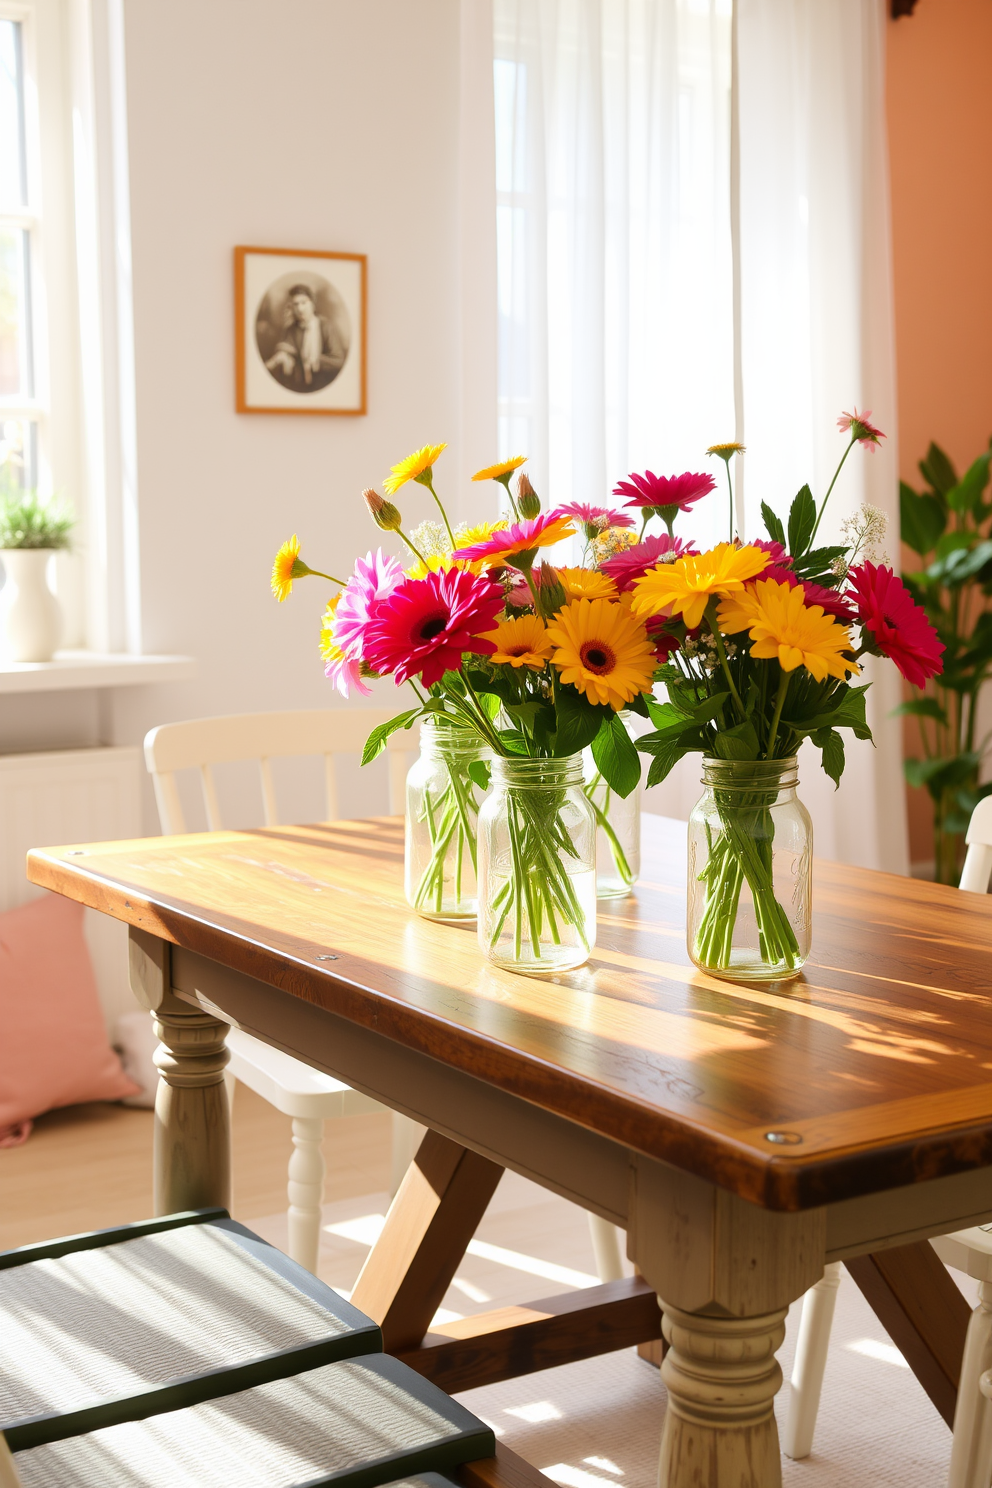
599;534;697;592
451;511;575;568
846;562;944;687
363;568;504;687
333;549;405;660
324;652;369;699
550;502;635;534
837;408;885;450
612;469;716;513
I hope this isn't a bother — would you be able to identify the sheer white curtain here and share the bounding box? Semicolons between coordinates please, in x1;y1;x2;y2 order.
492;0;907;873
493;0;735;549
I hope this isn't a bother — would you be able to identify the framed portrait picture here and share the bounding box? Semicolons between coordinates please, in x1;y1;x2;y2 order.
235;246;367;415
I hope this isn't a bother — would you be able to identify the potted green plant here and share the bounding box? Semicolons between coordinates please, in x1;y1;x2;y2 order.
899;440;992;882
0;488;74;663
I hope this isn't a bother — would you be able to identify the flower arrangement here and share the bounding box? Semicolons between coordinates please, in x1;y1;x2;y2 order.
272;409;944;981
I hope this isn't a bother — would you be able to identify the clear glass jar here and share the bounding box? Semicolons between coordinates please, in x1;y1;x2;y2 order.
583;713;641;898
687;756;812;983
405;720;490;921
477;754;597;974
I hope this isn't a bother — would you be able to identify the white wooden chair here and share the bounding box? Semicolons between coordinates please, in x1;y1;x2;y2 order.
143;709;420;1275
783;794;992;1479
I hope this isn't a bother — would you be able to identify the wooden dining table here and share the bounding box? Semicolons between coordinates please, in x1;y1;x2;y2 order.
26;813;992;1487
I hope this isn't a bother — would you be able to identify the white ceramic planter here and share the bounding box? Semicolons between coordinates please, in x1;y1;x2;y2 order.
0;549;63;662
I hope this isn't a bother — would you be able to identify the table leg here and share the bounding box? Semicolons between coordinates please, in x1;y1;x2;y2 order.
628;1156;826;1488
350;1127;504;1352
128;927;232;1217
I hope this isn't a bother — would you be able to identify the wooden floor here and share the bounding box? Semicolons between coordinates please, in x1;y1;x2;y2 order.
0;1086;393;1250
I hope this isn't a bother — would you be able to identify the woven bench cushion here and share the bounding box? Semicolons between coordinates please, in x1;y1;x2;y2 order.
13;1354;495;1488
1;1210;380;1450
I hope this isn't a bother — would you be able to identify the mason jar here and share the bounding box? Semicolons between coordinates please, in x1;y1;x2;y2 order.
477;754;597;974
405;719;490;921
583;713;641;897
687;756;812;983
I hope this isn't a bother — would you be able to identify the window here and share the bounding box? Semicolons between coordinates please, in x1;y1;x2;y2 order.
0;13;40;494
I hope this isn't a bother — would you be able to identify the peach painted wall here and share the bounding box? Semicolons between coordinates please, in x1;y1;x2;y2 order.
886;0;992;866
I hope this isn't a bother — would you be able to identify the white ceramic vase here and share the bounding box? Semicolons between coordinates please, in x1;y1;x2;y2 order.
0;549;63;662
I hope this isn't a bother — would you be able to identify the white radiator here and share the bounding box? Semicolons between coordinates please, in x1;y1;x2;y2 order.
0;746;143;1033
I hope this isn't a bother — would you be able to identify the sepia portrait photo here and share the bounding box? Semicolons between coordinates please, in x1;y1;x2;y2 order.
235;247;366;415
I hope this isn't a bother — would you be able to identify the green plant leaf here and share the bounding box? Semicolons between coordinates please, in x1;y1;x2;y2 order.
899;481;946;556
553;685;606;756
787;484;816;558
467;759;491;791
761;502;786;548
361;709;421;765
946;453;991;514
811;727;845;788
645;743;691;787
919;441;958;497
793;546;846;582
893;696;949;725
904;751;980;796
591;713;642;798
712;720;759;760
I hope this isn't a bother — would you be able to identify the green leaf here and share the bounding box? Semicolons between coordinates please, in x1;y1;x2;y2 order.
929;537;992;587
946;453;991;514
793;546;846;582
904;751;980;796
361;709;421;765
645;744;691;787
712;720;760;760
812;727;845;788
787;484;816;558
644;698;686;732
591;713;642;798
899;481;946;556
893;696;949;725
553;685;606;757
919;441;958;497
761;502;786;548
467;759;492;791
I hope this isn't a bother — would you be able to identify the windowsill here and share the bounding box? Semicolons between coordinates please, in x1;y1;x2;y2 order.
0;651;196;693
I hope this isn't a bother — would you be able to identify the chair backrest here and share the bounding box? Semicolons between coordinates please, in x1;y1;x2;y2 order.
959;795;992;894
143;709;417;834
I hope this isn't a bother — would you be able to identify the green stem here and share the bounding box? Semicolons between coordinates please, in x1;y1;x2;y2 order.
809;436;856;547
705;601;745;718
422;474;456;548
766;671;791;759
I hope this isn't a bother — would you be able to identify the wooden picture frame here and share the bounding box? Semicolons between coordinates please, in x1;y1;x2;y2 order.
235;246;367;416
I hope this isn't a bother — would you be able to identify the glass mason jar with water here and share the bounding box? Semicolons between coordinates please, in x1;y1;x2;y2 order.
477;754;597;974
405;718;490;920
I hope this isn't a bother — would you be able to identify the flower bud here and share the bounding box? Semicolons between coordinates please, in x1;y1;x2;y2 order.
536;561;566;615
363;487;402;532
516;472;541;519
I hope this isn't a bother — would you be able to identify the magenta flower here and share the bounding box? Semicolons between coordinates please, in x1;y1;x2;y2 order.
837;408;885;451
451;510;575;567
550;502;635;531
334;550;405;661
799;580;857;623
846;562;944;687
363;567;504;687
599;534;697;592
612;469;716;513
752;539;792;566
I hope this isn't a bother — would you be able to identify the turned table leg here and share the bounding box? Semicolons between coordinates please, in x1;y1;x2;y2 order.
628;1155;826;1488
129;927;232;1217
659;1301;788;1483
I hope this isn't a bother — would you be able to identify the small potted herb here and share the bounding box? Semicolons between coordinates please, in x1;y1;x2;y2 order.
0;489;74;662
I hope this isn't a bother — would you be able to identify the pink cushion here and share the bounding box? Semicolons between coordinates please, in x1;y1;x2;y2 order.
0;894;140;1140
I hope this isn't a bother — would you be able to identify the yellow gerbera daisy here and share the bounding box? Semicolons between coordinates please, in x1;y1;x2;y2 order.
319;594;341;663
457;518;509;547
472;455;527;482
630;542;769;631
545;598;656;709
558;567;618;601
717;579;861;683
271;534;306;602
482;613;554;670
383;443;448;496
707;441;746;460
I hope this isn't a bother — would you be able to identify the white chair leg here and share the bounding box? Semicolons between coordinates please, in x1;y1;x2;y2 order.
948;1280;992;1488
588;1214;624;1282
390;1113;425;1197
783;1260;843;1460
287;1115;325;1275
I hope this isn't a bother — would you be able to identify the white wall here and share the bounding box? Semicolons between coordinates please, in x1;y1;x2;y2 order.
106;0;496;831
